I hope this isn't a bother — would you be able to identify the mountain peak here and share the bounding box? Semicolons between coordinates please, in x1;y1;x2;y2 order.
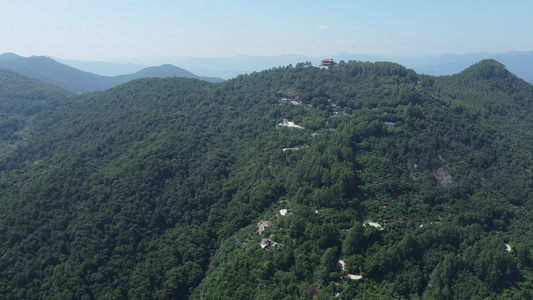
128;64;195;79
0;52;22;61
461;59;511;80
0;54;224;92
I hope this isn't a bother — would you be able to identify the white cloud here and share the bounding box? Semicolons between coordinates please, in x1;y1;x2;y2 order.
318;25;329;31
338;40;356;44
338;40;375;45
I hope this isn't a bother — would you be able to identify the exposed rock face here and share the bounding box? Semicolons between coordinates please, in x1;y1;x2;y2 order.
257;220;270;235
434;167;453;185
407;163;420;181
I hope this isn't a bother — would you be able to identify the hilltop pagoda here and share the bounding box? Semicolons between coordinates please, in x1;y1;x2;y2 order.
319;58;337;69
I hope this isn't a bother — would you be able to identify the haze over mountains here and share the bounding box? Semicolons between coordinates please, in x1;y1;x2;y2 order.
1;51;532;95
0;53;224;93
52;51;533;84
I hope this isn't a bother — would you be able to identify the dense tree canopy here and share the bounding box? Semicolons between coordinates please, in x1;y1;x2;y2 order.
1;60;533;299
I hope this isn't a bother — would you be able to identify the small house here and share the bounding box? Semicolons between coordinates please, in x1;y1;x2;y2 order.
279;209;293;216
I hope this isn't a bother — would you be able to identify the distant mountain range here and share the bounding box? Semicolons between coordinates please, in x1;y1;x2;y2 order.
0;53;224;93
51;57;148;76
395;51;533;84
82;51;533;83
1;52;532;93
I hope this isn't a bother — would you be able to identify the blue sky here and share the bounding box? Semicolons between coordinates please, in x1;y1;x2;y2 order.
1;0;532;61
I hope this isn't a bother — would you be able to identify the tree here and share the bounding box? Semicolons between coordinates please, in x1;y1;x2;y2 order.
320;247;339;275
342;223;365;256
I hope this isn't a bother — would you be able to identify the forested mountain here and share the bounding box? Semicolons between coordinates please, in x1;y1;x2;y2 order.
0;68;73;156
0;53;223;93
112;64;224;86
51;58;147;77
406;51;533;84
109;51;533;82
1;59;533;299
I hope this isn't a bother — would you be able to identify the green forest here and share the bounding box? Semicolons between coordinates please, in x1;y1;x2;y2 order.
1;59;533;299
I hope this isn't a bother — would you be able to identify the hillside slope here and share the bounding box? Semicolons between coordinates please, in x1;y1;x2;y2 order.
112;51;533;82
0;67;72;156
0;54;109;93
1;60;533;299
0;53;223;93
410;51;533;83
112;64;224;85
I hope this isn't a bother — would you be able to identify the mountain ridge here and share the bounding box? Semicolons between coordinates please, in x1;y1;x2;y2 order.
91;51;533;82
0;53;224;93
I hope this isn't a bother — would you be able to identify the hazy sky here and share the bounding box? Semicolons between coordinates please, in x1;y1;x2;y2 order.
1;0;532;61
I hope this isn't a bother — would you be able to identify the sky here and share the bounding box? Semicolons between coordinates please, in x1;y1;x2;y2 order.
1;0;532;62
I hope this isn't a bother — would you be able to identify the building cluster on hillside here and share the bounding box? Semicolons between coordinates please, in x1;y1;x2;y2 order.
279;209;294;216
279;96;301;105
278;119;304;129
260;236;279;251
382;218;407;227
282;145;308;151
